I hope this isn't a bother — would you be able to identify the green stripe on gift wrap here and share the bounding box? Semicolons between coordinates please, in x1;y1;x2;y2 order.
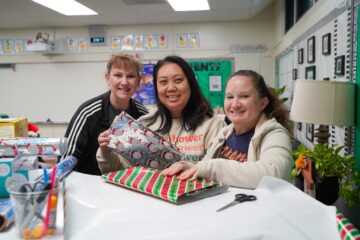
125;166;142;188
152;172;166;199
336;210;360;240
168;177;180;202
186;179;195;192
113;170;127;183
138;168;155;192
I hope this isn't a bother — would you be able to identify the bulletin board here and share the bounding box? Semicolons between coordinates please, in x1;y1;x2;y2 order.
188;58;234;109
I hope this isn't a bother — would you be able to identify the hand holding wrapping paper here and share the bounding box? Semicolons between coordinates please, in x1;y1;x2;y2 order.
107;112;183;170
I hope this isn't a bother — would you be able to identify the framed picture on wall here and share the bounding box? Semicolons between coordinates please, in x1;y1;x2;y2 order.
322;33;331;55
298;48;304;64
306;123;314;142
307;36;315;63
297;122;302;131
305;66;316;79
292;69;298;80
335;55;345;76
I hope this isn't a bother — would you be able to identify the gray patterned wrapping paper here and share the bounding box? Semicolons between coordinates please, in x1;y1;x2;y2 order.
108;112;183;170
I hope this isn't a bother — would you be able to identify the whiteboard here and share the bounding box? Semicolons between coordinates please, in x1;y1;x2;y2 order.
0;62;108;122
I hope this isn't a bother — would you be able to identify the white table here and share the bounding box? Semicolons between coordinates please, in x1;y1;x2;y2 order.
64;172;340;240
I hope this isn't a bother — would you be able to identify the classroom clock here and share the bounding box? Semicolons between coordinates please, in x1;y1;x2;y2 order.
90;37;105;44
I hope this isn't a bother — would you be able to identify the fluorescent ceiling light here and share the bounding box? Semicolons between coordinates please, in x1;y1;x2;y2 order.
32;0;98;16
167;0;210;11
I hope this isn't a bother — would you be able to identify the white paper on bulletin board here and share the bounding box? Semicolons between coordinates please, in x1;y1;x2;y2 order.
209;76;222;92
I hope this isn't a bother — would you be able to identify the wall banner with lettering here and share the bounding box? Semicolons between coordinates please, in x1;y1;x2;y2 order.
188;58;234;109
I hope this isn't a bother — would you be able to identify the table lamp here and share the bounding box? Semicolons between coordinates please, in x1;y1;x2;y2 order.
290;79;355;144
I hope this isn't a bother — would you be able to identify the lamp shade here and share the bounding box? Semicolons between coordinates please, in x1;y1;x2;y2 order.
290;79;355;126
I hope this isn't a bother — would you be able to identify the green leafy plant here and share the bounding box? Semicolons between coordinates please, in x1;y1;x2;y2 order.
269;86;288;103
292;143;360;207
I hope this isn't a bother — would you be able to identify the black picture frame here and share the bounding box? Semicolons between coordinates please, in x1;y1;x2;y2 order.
335;55;345;76
322;33;331;55
297;122;302;131
306;123;314;142
305;66;316;79
298;48;304;64
307;36;315;63
292;69;298;80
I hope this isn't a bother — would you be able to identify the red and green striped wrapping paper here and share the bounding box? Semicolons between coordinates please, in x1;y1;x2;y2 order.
102;166;228;204
336;210;360;240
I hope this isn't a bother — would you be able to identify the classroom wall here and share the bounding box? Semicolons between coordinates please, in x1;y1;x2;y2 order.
273;0;360;227
0;3;277;130
273;0;345;56
274;0;353;153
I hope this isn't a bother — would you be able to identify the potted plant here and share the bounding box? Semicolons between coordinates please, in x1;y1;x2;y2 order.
291;143;360;208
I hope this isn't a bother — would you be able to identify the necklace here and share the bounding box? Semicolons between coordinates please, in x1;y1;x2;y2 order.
171;125;184;147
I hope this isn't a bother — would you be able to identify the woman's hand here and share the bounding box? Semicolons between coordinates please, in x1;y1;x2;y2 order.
98;129;111;154
162;162;188;176
162;162;199;181
177;165;199;181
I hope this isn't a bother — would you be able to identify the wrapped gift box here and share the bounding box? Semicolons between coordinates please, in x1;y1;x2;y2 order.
102;166;228;204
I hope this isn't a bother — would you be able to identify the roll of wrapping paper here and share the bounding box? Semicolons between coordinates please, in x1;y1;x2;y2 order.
0;137;68;157
0;156;78;232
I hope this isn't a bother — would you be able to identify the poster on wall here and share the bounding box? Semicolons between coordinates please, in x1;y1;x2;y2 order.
144;34;157;49
189;33;200;48
132;63;157;106
134;34;144;50
177;33;187;48
3;39;14;54
122;34;134;50
14;39;24;53
66;37;77;51
111;36;121;50
158;33;168;49
78;37;88;51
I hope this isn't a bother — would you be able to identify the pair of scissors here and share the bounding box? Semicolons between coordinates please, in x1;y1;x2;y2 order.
216;193;257;212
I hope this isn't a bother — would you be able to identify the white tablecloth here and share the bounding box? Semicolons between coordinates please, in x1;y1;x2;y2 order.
64;172;340;240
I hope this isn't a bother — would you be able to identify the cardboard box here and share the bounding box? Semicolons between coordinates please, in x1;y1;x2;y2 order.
0;118;28;138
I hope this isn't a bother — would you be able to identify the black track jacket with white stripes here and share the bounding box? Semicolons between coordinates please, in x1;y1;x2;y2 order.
64;91;148;175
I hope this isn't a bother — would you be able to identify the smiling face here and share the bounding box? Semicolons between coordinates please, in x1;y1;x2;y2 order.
156;63;191;118
225;75;268;134
106;66;140;107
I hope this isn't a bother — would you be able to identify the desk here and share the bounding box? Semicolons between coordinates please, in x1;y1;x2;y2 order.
64;172;340;240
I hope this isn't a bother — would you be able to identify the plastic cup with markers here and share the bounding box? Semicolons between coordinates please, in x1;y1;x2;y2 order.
7;181;58;239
